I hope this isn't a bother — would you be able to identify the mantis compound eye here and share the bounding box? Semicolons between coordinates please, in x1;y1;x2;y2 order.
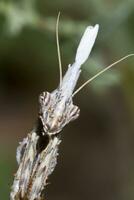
39;92;51;108
69;105;80;122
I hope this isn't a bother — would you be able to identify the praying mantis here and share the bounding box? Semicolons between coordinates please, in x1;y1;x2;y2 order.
10;13;134;200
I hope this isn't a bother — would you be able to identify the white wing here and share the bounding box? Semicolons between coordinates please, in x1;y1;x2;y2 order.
75;24;99;66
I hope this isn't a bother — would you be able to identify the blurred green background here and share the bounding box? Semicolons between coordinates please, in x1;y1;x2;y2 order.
0;0;134;199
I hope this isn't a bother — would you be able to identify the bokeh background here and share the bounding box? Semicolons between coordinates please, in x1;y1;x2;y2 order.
0;0;134;199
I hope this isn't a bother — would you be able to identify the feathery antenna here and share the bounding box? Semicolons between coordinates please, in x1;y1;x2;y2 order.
73;54;134;96
56;12;62;86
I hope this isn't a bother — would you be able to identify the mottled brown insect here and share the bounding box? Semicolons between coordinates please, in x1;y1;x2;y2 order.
10;14;133;200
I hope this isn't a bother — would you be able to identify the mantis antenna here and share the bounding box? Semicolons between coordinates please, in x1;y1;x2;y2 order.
56;12;62;86
73;54;134;96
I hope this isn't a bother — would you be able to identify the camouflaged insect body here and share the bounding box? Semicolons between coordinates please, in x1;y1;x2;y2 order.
10;24;99;200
